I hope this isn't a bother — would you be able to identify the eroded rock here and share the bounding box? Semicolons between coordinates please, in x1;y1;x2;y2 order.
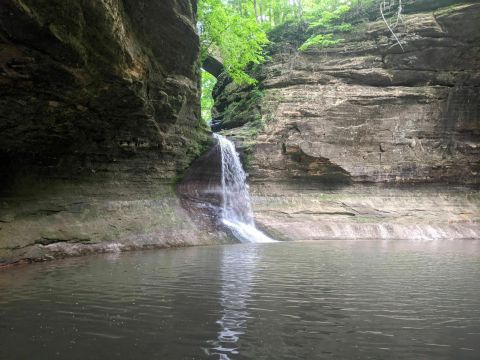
0;0;210;182
215;2;480;184
251;182;480;241
0;0;229;264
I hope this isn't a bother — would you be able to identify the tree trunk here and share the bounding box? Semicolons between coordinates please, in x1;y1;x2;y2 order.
297;0;303;18
259;0;263;22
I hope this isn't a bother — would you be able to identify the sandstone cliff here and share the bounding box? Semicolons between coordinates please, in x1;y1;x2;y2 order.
215;2;480;184
212;2;480;241
0;0;210;180
0;0;229;265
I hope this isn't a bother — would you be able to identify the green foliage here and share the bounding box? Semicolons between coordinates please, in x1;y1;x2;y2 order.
298;33;342;51
299;2;353;51
306;4;351;28
201;70;216;122
250;87;265;102
199;0;269;85
335;22;353;32
227;0;304;29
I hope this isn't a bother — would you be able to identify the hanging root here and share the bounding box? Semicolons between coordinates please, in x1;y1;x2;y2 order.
380;0;405;52
393;0;405;28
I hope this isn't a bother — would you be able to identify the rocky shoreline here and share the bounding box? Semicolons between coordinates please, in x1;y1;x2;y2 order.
1;1;479;265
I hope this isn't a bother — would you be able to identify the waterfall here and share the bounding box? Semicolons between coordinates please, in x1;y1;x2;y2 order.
214;134;276;243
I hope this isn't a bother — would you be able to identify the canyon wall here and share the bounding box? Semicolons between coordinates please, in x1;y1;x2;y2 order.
0;0;210;179
215;2;480;184
213;2;480;241
0;0;229;265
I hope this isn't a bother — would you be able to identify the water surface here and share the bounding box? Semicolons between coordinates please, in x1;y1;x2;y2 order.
1;241;480;359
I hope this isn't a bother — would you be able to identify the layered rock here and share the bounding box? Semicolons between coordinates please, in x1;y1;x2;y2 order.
0;182;229;265
216;2;480;184
0;0;210;181
251;182;480;241
0;0;229;265
213;2;480;241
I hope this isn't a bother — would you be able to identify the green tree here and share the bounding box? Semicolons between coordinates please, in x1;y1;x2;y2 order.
201;70;217;122
299;2;352;51
199;0;269;84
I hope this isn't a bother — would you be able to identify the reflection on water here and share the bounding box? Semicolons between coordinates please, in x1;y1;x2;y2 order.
1;241;480;360
207;247;258;359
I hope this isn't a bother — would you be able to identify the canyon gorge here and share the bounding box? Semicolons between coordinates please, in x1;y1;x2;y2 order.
1;1;480;359
212;1;480;242
0;0;479;265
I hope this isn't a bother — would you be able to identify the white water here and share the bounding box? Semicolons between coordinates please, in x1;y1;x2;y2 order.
214;134;276;243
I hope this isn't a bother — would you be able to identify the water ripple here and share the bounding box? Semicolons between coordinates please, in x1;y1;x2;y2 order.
1;241;479;359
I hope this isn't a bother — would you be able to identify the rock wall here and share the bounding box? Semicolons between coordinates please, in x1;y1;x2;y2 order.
211;2;480;242
251;182;480;241
215;2;480;184
0;0;230;265
0;0;210;182
0;181;230;265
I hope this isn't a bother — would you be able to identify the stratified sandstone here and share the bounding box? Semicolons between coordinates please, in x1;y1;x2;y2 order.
0;0;228;265
213;2;480;241
216;2;480;184
0;182;229;264
0;0;210;180
251;182;480;241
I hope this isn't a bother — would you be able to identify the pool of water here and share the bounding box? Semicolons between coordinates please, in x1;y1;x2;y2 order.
1;241;480;359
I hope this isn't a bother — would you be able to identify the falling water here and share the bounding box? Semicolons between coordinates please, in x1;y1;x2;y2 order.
214;134;276;243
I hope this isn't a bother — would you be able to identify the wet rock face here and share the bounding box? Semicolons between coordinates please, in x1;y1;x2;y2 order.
0;0;209;183
215;2;480;184
177;139;224;229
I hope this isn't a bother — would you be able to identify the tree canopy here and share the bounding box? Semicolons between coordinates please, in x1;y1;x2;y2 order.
201;70;217;122
198;0;269;85
198;1;399;84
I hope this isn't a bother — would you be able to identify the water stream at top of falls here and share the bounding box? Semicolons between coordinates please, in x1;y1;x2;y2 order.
214;133;276;243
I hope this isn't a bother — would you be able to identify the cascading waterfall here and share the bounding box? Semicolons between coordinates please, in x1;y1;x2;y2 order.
214;134;276;243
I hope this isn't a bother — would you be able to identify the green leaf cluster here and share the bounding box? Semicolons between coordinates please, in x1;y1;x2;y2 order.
306;4;350;28
298;33;342;51
201;70;217;123
299;2;353;51
226;0;304;29
199;0;269;85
